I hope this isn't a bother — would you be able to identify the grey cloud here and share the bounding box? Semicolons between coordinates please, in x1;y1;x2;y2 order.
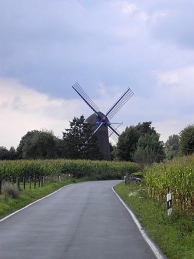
0;0;193;136
146;2;194;49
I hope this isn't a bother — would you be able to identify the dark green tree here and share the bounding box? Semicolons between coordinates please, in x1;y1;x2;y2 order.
55;138;64;158
179;124;194;156
165;134;179;160
135;121;157;135
63;115;103;160
116;126;139;161
17;129;57;159
109;143;115;160
134;133;165;166
0;146;9;160
115;121;165;163
8;146;18;160
0;146;18;160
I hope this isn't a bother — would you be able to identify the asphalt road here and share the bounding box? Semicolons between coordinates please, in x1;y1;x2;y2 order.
0;181;162;259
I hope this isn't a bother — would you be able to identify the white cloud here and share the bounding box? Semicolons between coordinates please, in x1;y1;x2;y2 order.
96;83;108;99
0;78;88;149
150;66;194;141
153;119;191;143
121;2;138;15
150;11;168;24
156;71;179;85
155;66;194;96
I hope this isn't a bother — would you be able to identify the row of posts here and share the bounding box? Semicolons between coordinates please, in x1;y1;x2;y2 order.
0;175;61;195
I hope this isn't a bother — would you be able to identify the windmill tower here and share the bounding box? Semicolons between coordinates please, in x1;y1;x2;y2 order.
72;82;134;160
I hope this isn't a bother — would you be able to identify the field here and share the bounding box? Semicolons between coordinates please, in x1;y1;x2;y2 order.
0;159;141;193
0;159;140;219
1;155;194;258
115;154;194;259
144;154;194;214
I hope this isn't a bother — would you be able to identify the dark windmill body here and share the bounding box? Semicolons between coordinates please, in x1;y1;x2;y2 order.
72;83;134;160
87;112;111;160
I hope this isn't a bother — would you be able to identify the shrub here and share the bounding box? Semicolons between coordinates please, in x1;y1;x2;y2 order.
4;184;20;199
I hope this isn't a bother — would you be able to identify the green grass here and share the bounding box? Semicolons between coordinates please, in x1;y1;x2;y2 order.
0;178;79;220
114;181;194;259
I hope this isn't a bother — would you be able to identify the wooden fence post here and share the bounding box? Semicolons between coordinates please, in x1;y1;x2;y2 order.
23;177;26;190
29;176;31;189
125;173;129;185
16;177;20;190
41;176;44;187
34;176;36;189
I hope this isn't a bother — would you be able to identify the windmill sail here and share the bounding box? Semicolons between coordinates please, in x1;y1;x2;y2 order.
108;128;119;142
91;121;104;135
106;88;134;120
108;124;121;142
72;82;99;116
72;82;134;159
72;83;133;138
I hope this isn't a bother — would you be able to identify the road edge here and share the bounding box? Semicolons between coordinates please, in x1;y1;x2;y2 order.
0;184;71;223
112;186;166;259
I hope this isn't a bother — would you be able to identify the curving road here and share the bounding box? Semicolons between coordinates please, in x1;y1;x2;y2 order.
0;181;163;259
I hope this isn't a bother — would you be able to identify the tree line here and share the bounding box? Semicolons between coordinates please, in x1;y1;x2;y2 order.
0;115;193;165
0;116;103;161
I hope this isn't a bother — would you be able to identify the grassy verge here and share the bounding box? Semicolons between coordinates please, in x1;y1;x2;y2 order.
114;182;194;259
0;178;81;220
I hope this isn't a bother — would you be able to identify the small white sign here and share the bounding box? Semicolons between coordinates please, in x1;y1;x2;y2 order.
167;193;172;215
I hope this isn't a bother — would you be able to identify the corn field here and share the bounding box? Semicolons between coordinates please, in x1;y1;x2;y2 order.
144;154;194;213
0;159;141;194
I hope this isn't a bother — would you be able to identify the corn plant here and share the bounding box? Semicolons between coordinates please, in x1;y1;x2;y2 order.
144;154;194;213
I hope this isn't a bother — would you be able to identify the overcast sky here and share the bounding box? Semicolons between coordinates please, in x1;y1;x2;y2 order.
0;0;194;149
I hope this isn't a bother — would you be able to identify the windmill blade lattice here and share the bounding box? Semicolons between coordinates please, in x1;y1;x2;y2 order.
72;82;134;160
72;82;99;116
108;124;121;142
106;88;134;120
72;82;134;140
91;121;104;135
108;131;118;143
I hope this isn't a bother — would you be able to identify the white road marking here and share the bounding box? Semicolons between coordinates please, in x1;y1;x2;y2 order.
0;185;70;223
112;187;165;259
0;181;165;259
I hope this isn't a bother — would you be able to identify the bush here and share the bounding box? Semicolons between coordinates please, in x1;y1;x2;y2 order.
4;184;20;199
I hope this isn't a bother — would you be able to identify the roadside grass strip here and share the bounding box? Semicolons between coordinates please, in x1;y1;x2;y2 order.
0;179;76;221
114;180;194;259
0;184;71;223
112;186;166;259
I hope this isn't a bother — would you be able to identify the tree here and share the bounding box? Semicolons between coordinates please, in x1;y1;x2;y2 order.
109;143;115;160
0;146;9;160
17;129;57;159
135;121;157;135
63;115;103;160
179;124;194;156
165;134;179;160
8;146;18;160
55;138;65;158
116;126;139;161
134;133;165;166
0;146;18;160
115;121;165;164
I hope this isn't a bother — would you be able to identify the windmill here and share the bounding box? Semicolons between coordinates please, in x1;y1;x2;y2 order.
72;82;134;160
